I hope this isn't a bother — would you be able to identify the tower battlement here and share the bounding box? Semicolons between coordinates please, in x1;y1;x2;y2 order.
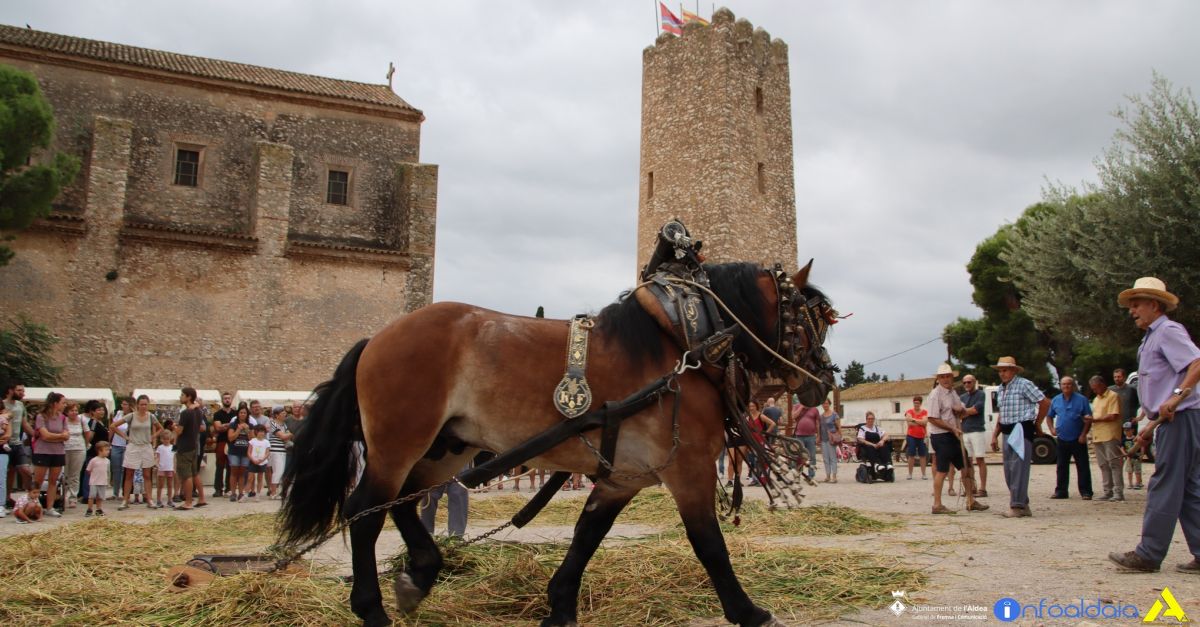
637;7;798;271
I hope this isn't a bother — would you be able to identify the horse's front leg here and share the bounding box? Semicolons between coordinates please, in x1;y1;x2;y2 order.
541;482;639;627
662;464;778;626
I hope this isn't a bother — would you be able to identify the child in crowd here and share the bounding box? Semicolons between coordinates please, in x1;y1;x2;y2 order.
84;441;111;517
1122;422;1144;490
11;492;42;524
132;469;145;505
155;431;176;509
248;425;270;502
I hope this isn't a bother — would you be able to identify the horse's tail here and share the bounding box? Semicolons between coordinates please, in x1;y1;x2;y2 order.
278;338;370;547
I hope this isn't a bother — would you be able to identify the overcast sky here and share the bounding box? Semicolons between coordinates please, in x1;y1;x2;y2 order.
6;1;1199;382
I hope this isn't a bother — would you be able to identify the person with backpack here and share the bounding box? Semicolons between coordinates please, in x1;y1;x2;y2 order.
112;395;160;511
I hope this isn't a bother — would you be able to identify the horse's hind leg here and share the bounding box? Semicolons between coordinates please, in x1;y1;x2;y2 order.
345;479;395;627
541;483;639;627
662;467;776;626
388;496;442;613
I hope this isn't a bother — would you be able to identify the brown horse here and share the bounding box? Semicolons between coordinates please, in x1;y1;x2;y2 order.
280;260;837;627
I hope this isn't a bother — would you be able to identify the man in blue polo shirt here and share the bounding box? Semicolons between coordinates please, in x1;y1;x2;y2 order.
1047;376;1093;500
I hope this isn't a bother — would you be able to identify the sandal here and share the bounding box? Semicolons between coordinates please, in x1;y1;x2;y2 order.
931;505;954;515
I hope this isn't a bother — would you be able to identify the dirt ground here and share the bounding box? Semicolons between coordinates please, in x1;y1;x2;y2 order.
5;459;1197;625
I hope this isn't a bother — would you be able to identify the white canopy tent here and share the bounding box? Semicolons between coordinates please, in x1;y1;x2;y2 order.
23;387;116;415
130;388;222;409
232;390;314;409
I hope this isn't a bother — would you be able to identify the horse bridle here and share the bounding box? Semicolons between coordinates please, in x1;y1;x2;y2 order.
769;264;836;386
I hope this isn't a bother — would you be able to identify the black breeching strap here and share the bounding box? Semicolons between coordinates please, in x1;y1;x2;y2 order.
456;374;674;489
511;471;572;528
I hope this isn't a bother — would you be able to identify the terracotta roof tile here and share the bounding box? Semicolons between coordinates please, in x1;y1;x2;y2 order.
0;24;419;115
839;377;937;401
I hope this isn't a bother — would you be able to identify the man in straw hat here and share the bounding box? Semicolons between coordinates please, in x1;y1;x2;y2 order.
1108;277;1200;574
989;356;1049;518
925;363;987;514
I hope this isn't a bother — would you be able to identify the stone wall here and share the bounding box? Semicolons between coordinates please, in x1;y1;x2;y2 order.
0;52;437;391
637;7;798;272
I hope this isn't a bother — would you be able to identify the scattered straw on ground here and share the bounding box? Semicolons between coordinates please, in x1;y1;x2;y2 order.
454;488;897;537
392;532;925;626
0;514;355;626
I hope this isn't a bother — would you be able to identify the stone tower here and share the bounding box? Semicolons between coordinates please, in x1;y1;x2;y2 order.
637;8;798;271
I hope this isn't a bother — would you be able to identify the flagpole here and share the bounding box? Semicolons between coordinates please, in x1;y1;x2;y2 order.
654;0;659;37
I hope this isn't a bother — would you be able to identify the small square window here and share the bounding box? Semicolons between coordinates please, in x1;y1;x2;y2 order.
756;162;766;194
647;171;654;199
174;149;200;187
893;402;901;414
327;170;349;205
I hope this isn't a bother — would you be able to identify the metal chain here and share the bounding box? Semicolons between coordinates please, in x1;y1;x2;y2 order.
576;378;682;481
459;520;514;546
268;478;458;573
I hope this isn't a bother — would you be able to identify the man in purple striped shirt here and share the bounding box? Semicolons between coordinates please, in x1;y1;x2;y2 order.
1108;277;1200;574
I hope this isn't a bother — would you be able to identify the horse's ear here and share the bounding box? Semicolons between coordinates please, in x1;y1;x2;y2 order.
792;259;814;288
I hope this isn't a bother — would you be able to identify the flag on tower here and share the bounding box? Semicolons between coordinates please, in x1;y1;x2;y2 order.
682;9;709;26
659;2;683;35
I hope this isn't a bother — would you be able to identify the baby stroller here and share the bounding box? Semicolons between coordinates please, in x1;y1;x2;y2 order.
854;424;895;483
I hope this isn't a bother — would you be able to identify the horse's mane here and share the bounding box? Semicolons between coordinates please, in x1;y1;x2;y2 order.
595;262;773;372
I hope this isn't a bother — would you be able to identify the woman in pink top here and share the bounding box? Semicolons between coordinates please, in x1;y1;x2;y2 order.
32;392;69;517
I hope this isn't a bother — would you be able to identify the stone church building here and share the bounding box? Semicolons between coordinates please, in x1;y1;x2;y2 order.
0;24;438;391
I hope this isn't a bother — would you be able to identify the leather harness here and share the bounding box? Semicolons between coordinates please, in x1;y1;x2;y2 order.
456;220;832;526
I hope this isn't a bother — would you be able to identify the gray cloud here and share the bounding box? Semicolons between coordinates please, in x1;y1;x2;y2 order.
6;0;1199;381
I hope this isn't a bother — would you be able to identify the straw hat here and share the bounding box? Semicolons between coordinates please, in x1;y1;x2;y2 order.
990;356;1024;372
1117;277;1179;311
933;363;958;377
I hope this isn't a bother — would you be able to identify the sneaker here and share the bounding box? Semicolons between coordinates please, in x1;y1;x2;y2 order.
253;495;260;502
1110;495;1126;502
15;519;30;524
238;494;247;503
1108;550;1159;572
248;491;256;498
1099;493;1113;501
1081;495;1093;501
46;509;62;518
118;503;129;511
0;507;6;518
1177;559;1200;574
1002;506;1032;518
157;500;165;509
172;495;183;503
229;493;237;502
1049;493;1068;499
147;501;156;508
85;510;94;517
967;501;990;512
96;509;105;516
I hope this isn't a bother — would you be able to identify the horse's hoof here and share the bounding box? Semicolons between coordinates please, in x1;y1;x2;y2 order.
392;573;426;614
757;614;788;627
362;609;392;627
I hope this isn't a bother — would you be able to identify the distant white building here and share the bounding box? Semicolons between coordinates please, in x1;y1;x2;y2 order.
838;378;937;441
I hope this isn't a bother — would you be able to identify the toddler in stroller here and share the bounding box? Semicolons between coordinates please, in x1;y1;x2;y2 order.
854;413;894;483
